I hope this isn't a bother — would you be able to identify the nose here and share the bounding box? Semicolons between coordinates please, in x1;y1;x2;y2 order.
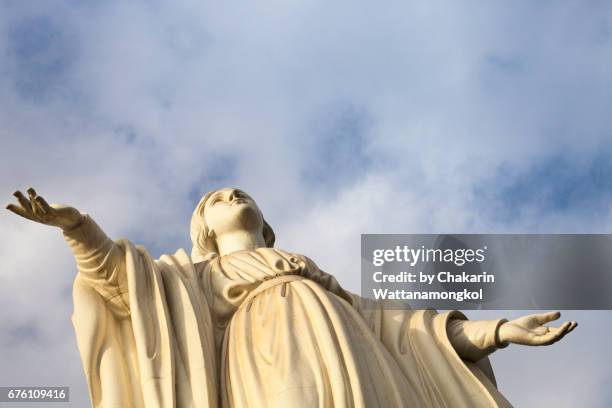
228;189;238;201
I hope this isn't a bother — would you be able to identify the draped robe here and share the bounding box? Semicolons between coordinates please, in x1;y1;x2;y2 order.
67;216;512;407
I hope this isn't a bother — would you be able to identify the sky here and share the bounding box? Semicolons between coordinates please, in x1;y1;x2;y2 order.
0;0;611;406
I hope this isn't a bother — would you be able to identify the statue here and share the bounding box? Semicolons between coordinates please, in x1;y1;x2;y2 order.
6;187;577;407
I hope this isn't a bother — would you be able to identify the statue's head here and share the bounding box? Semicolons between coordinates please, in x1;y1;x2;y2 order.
190;187;275;262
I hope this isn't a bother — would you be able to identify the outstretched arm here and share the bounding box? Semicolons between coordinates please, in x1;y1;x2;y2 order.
6;188;128;310
448;311;578;362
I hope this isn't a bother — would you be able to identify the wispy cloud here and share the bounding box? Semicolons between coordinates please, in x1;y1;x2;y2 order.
1;0;611;406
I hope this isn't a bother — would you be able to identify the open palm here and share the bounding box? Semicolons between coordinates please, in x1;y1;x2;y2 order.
498;311;577;346
6;188;84;231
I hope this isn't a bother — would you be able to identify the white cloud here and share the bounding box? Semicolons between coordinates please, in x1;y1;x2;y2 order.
1;0;611;405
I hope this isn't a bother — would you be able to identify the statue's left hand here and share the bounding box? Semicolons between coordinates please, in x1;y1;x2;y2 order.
498;311;577;346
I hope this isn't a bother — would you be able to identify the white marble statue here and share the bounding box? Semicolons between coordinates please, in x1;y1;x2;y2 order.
7;187;577;407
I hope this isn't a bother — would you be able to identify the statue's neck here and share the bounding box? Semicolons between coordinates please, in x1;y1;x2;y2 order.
215;229;267;256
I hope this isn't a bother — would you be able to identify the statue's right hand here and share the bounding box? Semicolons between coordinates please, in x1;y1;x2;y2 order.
6;188;85;231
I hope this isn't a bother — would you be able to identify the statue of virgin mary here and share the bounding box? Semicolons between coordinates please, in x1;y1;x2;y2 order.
6;187;577;407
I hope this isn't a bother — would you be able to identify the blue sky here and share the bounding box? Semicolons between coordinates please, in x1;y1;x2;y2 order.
1;1;611;406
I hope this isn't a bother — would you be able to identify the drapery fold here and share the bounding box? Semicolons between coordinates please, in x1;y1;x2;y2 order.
69;217;511;407
72;241;218;408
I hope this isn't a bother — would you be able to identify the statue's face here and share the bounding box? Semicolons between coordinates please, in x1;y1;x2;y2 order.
203;188;264;237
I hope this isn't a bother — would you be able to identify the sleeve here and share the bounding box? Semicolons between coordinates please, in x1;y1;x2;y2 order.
63;215;130;316
447;317;509;362
347;292;514;406
347;290;508;362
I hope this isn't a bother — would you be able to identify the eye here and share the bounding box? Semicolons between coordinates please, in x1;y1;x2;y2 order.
235;190;249;200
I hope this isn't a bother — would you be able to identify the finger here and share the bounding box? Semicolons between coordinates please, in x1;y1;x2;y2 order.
525;322;569;346
27;188;39;215
533;311;561;325
6;203;37;221
33;197;48;215
549;321;572;334
13;191;33;213
566;321;578;334
34;195;53;213
542;321;572;345
530;332;561;346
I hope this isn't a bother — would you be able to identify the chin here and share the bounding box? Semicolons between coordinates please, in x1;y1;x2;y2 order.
232;203;263;228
